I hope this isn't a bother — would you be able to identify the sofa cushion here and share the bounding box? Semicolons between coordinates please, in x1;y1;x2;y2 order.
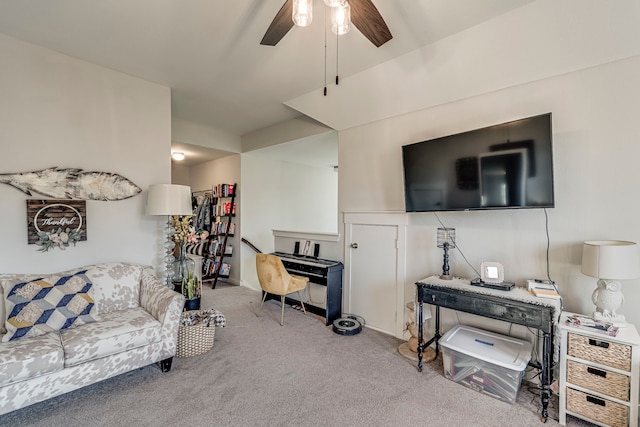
85;263;143;314
2;270;99;342
0;332;64;387
60;307;162;367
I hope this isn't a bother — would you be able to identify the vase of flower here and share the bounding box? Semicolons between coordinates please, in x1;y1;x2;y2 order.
170;215;208;298
171;243;195;292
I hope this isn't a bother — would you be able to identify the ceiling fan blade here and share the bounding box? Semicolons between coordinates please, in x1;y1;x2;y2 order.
348;0;392;47
261;0;295;46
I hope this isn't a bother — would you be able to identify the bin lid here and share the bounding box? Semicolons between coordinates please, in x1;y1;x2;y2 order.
440;325;532;371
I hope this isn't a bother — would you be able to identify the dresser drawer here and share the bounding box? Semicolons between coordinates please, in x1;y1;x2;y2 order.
568;333;631;371
566;387;628;427
567;360;630;402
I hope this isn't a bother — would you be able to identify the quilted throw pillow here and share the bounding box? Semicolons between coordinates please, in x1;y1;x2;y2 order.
2;270;99;342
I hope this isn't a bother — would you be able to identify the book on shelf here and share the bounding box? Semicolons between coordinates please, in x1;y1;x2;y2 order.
210;243;232;256
219;263;231;276
566;314;619;337
531;287;561;299
223;202;236;216
200;260;232;278
211;221;235;236
213;183;235;198
213;203;236;217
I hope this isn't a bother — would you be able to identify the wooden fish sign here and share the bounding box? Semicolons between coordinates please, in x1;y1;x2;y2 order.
0;167;141;201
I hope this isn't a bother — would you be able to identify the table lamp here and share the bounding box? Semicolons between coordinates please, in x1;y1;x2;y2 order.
146;184;193;287
437;228;456;280
581;240;640;325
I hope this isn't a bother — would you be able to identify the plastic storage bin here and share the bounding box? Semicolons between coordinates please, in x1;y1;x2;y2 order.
440;325;533;404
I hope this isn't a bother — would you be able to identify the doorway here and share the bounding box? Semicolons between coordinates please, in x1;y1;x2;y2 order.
343;212;408;338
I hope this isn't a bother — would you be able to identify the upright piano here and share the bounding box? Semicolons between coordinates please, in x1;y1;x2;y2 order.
268;252;343;325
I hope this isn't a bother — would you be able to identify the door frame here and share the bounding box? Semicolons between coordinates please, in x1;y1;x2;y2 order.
343;211;408;338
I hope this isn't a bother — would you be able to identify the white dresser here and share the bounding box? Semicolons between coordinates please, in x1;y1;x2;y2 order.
558;312;640;427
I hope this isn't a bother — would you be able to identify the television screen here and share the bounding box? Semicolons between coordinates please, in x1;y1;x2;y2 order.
402;113;554;212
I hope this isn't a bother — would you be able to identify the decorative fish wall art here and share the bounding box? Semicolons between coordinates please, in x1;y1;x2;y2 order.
0;167;141;201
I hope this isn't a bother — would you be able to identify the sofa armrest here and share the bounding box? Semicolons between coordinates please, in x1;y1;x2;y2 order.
140;267;185;358
140;267;185;324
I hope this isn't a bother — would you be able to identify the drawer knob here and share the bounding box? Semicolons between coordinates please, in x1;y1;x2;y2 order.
587;367;607;378
588;338;610;349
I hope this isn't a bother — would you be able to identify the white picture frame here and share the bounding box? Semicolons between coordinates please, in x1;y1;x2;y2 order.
481;262;504;284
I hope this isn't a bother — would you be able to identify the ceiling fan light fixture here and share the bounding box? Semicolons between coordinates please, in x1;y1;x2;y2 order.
331;1;351;35
292;0;313;27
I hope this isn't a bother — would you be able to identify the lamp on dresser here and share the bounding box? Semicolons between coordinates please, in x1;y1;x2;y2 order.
146;184;193;288
437;227;456;280
581;240;640;325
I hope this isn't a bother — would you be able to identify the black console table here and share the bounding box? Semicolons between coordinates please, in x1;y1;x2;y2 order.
415;276;560;423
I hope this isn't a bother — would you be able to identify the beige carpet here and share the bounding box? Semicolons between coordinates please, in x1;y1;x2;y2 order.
0;284;592;426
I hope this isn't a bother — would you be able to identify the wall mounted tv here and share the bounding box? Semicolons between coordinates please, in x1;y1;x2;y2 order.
402;113;554;212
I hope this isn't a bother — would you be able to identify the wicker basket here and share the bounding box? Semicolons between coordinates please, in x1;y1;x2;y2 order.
568;333;631;371
567;360;629;401
566;387;628;427
176;310;215;358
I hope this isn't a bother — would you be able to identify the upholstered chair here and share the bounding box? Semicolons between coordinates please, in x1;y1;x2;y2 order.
256;253;309;325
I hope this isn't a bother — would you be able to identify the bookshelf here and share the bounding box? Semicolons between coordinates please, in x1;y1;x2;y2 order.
202;183;236;288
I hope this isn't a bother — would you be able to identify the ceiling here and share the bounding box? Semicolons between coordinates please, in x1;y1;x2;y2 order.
0;0;535;164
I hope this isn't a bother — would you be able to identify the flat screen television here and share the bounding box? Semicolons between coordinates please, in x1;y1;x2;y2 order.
402;113;554;212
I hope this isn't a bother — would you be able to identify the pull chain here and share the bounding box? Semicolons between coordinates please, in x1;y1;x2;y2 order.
323;9;328;96
336;29;339;86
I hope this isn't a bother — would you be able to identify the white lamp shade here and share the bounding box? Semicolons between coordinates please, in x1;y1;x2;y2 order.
146;184;192;216
581;240;640;280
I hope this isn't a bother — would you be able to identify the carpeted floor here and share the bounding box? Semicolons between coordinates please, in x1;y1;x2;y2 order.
1;284;593;427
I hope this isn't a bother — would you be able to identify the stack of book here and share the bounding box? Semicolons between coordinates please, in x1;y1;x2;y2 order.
566;314;619;337
531;287;561;299
528;279;561;299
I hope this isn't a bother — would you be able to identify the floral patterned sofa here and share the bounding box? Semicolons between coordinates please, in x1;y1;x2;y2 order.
0;262;185;415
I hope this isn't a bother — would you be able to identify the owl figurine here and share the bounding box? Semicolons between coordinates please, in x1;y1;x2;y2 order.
592;279;625;322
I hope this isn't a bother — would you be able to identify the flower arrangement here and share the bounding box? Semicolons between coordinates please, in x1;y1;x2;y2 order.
36;227;82;252
171;215;207;304
171;216;209;245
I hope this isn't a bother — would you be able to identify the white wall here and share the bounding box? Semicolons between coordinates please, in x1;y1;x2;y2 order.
279;161;337;233
240;153;339;290
339;55;640;329
0;34;171;274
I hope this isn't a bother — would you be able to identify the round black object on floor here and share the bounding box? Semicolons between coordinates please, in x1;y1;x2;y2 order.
332;317;362;335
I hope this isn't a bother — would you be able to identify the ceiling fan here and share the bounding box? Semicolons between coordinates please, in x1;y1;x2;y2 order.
261;0;392;47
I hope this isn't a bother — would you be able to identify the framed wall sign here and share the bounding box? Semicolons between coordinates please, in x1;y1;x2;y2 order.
27;200;87;245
